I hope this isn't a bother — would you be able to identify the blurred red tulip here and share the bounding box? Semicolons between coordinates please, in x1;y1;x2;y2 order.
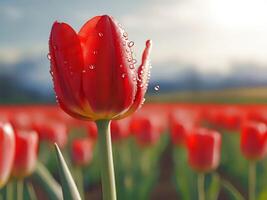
0;122;15;188
170;119;193;146
12;130;39;178
32;120;67;148
110;119;130;141
71;139;93;166
130;116;161;146
87;121;98;140
241;121;267;161
186;128;221;173
49;15;152;120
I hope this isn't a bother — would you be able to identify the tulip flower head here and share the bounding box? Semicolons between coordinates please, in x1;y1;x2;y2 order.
87;121;98;140
241;121;267;161
71;138;93;167
0;122;15;188
12;130;39;178
32;120;68;148
130;116;161;146
49;15;152;121
110;119;130;141
186;128;221;173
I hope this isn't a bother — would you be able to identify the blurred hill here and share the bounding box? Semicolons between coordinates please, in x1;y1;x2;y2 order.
1;57;267;104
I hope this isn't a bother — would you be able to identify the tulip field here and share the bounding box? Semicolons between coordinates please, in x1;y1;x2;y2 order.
1;103;267;199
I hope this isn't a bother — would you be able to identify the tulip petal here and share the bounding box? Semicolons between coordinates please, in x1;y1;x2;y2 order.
114;40;152;119
79;15;136;119
49;22;88;118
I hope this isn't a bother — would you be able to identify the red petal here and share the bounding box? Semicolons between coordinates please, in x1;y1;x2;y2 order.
78;15;136;119
115;40;152;119
49;22;88;117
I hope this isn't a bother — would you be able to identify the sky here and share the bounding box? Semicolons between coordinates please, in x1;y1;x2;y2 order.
1;0;267;86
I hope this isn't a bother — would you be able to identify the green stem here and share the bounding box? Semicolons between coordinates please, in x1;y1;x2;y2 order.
17;179;24;200
198;173;205;200
249;161;256;200
96;120;117;200
5;181;14;200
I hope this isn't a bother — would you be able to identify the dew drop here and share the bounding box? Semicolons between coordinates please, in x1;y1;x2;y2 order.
127;58;132;62
141;98;146;105
47;53;51;60
123;32;128;38
53;45;58;50
128;41;134;47
123;41;126;46
154;85;160;91
121;73;126;78
132;59;137;64
119;64;123;68
93;50;98;55
133;77;137;81
88;64;95;70
82;70;86;73
98;32;104;37
129;64;135;69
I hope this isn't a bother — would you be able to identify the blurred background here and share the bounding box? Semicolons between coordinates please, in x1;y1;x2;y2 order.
2;0;267;104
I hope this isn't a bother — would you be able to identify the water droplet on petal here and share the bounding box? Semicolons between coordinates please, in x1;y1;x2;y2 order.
93;50;98;55
88;65;95;70
140;70;144;74
129;64;135;69
82;70;86;73
123;32;128;38
132;59;137;64
128;41;134;47
121;73;126;78
53;45;58;50
47;53;51;60
127;58;132;62
119;64;123;68
98;32;104;37
133;77;137;81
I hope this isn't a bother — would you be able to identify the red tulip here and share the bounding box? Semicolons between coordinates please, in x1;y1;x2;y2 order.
110;119;130;141
170;119;193;146
186;128;221;173
87;121;98;140
71;139;93;166
12;130;39;178
241;121;267;161
49;15;152;120
32;120;67;148
0;122;15;188
130;116;161;146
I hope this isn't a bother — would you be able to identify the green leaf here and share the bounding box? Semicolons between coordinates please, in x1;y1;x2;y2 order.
31;161;63;200
24;182;37;200
54;143;81;200
207;173;220;200
221;179;245;200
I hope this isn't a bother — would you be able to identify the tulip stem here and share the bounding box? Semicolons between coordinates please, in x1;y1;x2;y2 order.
249;161;256;200
198;173;205;200
96;120;117;200
17;179;24;200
